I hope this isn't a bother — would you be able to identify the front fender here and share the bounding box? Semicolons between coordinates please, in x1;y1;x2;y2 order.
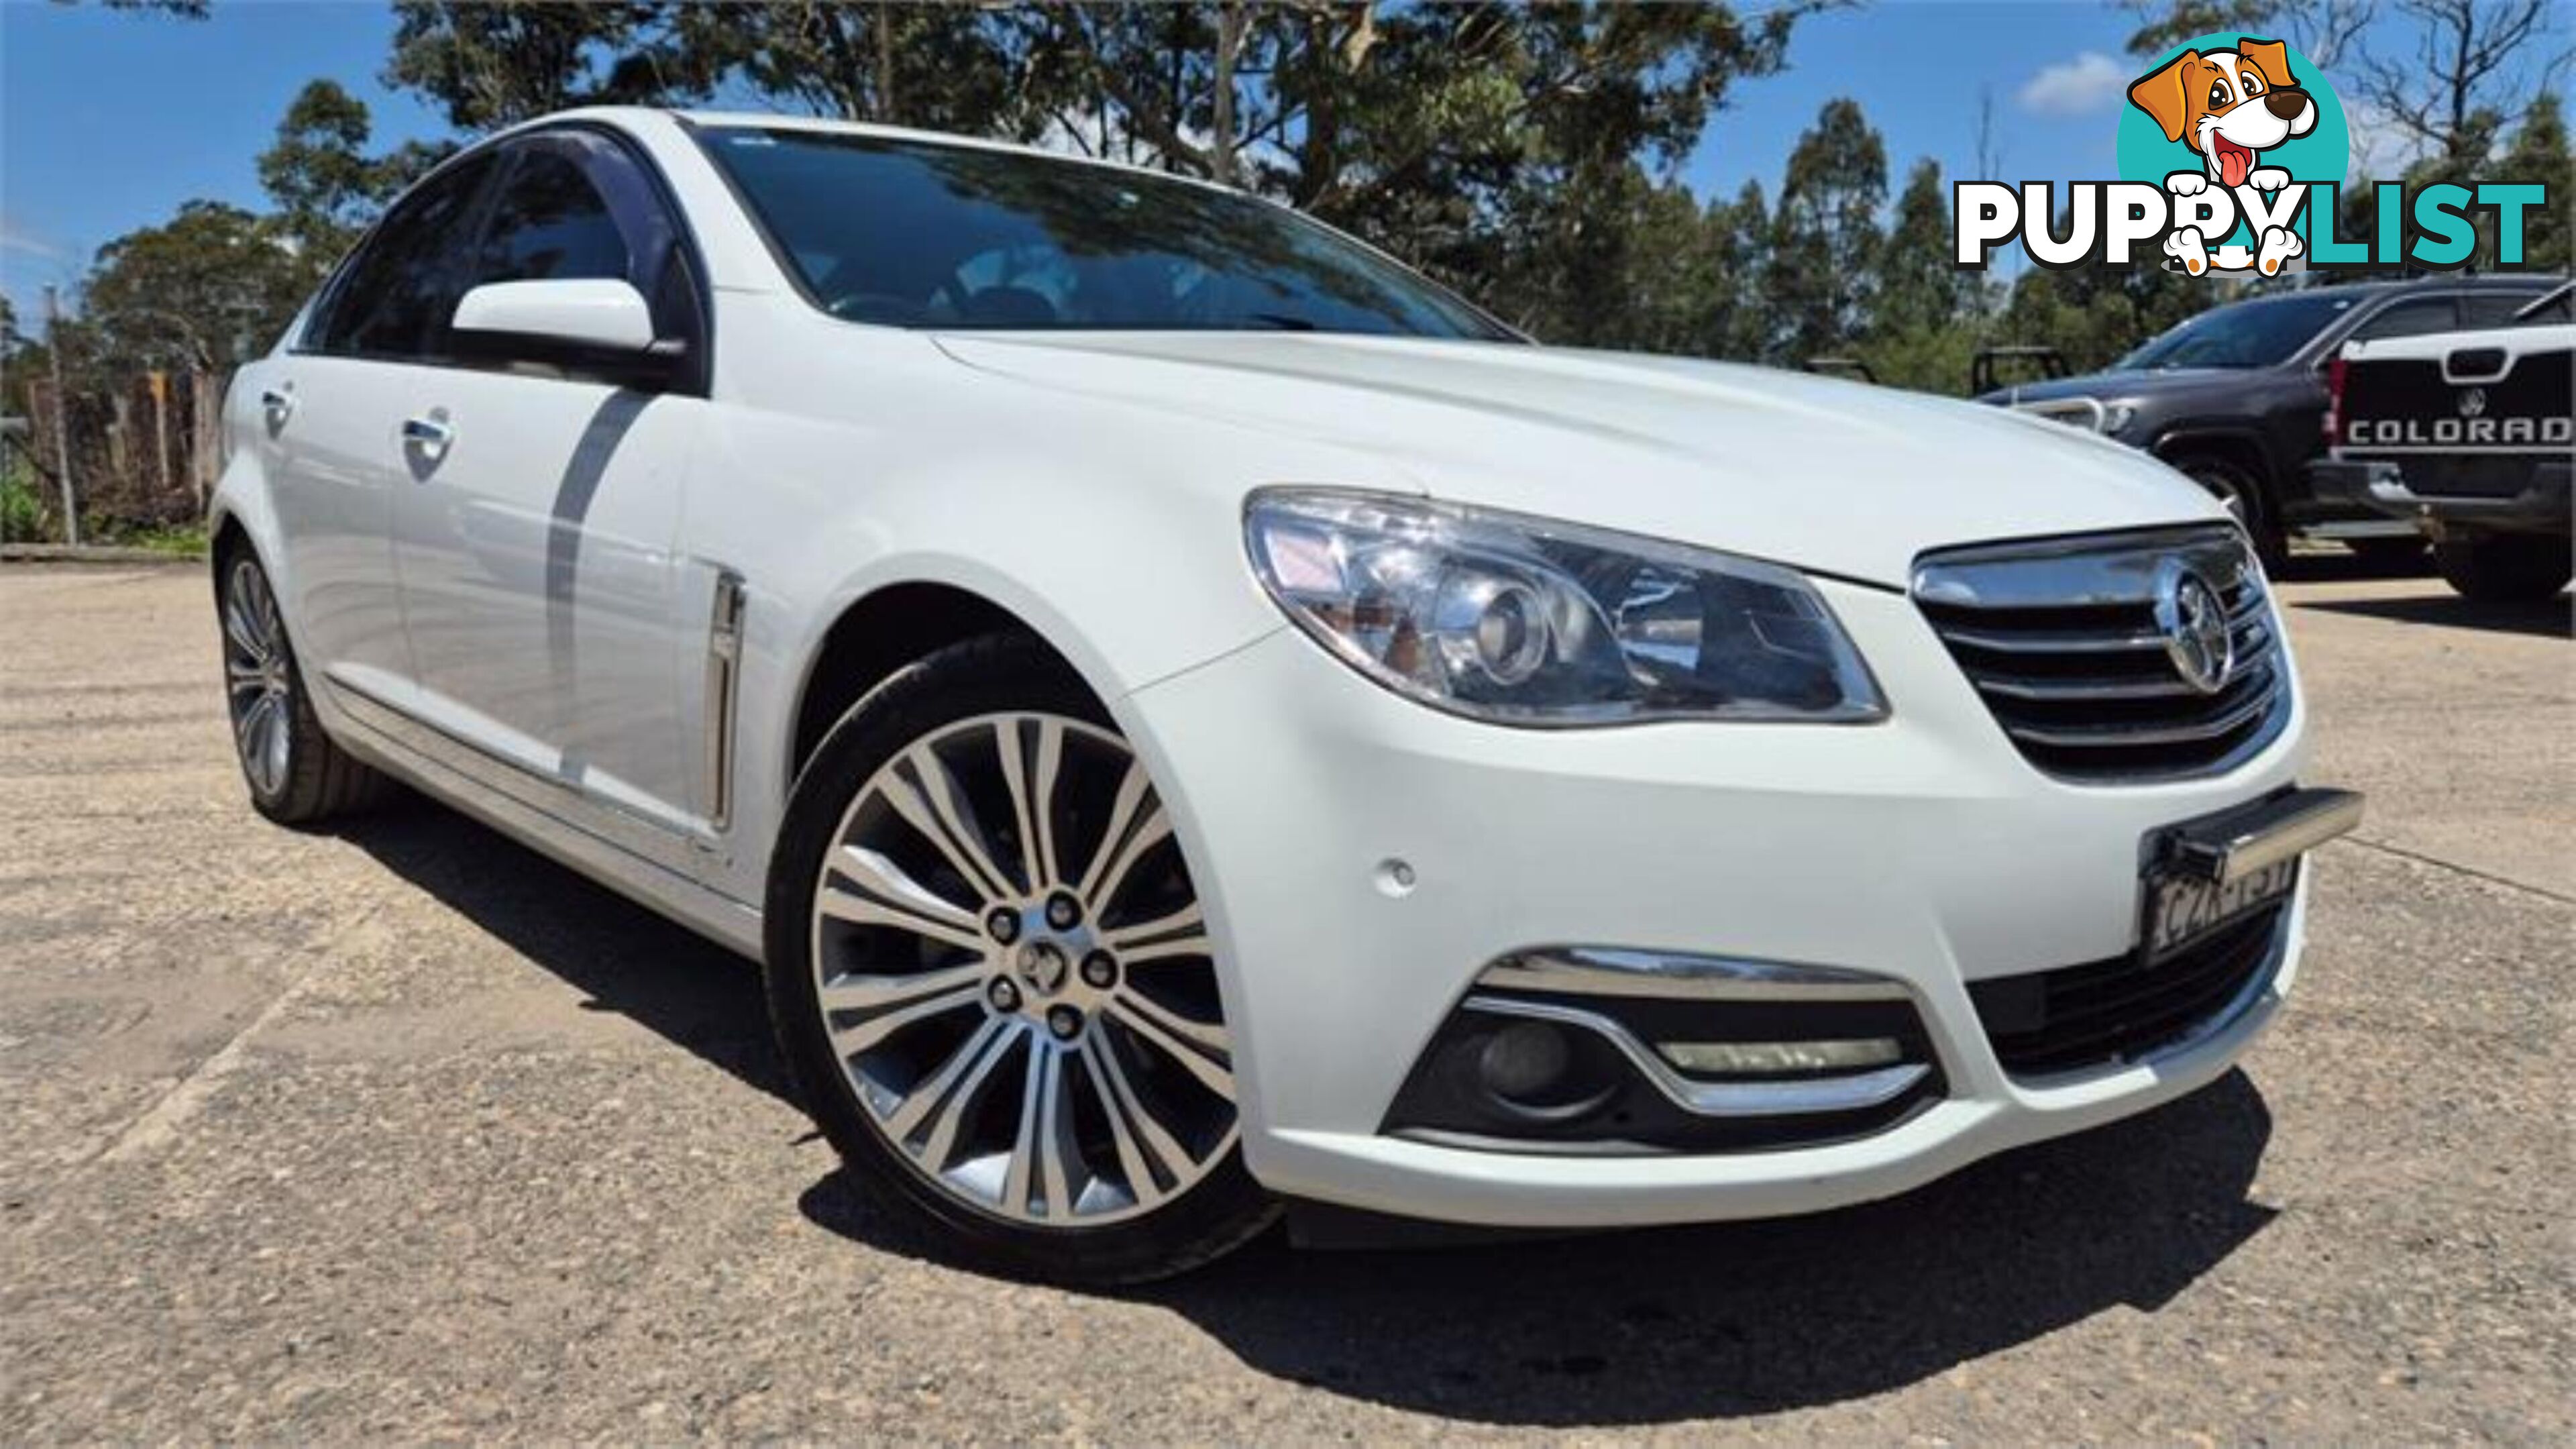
2149;422;2277;479
686;305;1385;903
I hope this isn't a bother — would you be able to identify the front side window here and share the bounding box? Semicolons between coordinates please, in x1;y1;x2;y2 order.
472;147;629;286
698;126;1511;340
465;131;705;378
309;152;498;360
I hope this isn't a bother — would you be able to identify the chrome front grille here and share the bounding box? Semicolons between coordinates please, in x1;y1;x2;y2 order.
1912;527;2290;782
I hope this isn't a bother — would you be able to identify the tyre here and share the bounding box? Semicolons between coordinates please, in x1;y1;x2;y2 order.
217;549;394;824
2343;536;2428;572
2434;533;2573;602
765;635;1275;1285
2172;454;2286;572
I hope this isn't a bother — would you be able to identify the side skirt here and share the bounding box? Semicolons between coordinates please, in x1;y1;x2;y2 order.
316;677;765;961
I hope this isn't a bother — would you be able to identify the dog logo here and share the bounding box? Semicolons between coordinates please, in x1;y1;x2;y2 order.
2154;561;2235;696
2128;38;2321;276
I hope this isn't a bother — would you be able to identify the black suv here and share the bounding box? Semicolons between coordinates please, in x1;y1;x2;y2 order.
1978;275;2568;564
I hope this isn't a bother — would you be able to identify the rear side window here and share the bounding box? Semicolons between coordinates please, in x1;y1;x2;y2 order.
2459;291;2560;327
2349;297;2459;341
2518;291;2574;324
308;152;498;360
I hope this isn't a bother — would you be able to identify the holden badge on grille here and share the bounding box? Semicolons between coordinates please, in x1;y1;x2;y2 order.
2154;559;2236;696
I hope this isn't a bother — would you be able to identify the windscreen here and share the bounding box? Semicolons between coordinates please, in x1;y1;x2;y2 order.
701;125;1513;340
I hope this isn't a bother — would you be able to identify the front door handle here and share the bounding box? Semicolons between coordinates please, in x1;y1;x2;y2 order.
400;413;455;458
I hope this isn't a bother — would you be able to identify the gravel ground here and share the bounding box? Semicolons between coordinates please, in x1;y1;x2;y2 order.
2;558;2568;1443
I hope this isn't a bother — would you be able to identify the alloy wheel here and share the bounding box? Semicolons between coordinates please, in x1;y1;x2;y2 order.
221;557;294;799
808;711;1236;1228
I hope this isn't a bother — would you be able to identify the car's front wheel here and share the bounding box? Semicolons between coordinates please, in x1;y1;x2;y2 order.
765;635;1275;1284
2172;453;2286;572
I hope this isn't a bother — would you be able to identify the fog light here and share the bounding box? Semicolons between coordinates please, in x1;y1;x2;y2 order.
1656;1037;1902;1075
1479;1021;1572;1101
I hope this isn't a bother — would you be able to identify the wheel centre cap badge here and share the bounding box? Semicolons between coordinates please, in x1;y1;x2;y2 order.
2154;561;2235;696
1016;940;1070;996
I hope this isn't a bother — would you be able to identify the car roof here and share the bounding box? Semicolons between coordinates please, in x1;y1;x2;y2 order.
2198;274;2568;315
670;107;1254;199
2316;273;2567;294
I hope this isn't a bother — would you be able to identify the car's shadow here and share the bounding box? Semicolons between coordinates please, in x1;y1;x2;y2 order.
335;804;792;1104
2271;549;2568;637
2296;589;2571;640
339;802;2279;1426
2271;547;2428;585
804;1073;2275;1424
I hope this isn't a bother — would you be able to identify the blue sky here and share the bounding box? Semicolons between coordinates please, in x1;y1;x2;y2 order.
0;1;2155;327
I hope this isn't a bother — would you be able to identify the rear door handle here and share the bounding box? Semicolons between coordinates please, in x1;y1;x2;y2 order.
400;413;455;457
259;386;294;421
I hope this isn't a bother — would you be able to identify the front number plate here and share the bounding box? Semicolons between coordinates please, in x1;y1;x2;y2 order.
2143;857;2298;961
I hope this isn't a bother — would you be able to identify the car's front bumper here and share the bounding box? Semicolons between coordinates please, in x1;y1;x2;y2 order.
1117;577;2320;1228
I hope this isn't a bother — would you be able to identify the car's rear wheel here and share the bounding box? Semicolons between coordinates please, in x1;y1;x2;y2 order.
2434;533;2573;602
765;635;1274;1284
218;550;392;824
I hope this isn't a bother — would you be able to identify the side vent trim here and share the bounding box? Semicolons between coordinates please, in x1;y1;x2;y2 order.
704;570;746;833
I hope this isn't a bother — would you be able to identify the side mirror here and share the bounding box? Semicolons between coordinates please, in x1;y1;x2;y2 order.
452;278;663;358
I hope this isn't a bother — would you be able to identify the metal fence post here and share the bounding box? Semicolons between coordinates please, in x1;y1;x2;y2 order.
42;285;78;547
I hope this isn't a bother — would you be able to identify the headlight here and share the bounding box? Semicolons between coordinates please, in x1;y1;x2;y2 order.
1244;489;1886;726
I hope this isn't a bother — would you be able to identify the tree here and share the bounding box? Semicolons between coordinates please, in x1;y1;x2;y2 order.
79;201;310;374
2350;0;2568;168
2496;92;2573;270
2358;86;2573;270
375;3;1823;341
1677;180;1772;362
1876;159;1970;337
1766;99;1886;364
257;80;449;264
2116;0;2373;68
1868;159;1984;390
669;3;1035;133
382;1;678;132
1998;246;2226;376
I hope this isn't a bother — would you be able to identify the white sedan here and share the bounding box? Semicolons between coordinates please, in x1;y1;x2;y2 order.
213;109;2359;1283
